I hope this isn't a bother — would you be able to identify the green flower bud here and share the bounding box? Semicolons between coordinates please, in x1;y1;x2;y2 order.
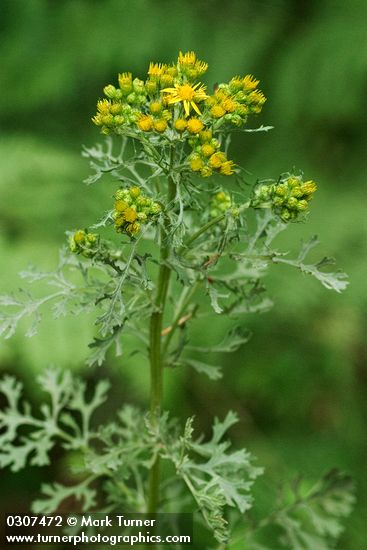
104;85;118;99
114;115;125;125
297;199;309;211
287;197;298;209
101;114;114;126
127;93;137;104
133;78;145;94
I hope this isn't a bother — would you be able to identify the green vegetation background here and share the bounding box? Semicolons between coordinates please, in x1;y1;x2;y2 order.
1;1;366;548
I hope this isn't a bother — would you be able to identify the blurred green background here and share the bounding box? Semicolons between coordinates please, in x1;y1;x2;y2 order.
1;0;367;548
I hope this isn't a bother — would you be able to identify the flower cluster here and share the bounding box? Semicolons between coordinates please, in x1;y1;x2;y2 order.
69;230;98;257
113;187;161;237
206;75;266;127
210;190;239;218
253;176;317;222
92;51;266;178
189;130;235;178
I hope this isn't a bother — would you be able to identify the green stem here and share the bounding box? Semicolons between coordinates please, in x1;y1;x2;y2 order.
183;213;226;251
180;201;251;255
162;280;200;358
147;159;176;514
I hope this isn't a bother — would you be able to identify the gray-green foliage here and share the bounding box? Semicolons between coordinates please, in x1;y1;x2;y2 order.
0;368;354;547
245;470;355;550
0;38;354;546
0;138;348;377
0;368;260;542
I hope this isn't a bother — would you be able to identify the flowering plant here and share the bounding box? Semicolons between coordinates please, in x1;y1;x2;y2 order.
0;51;353;547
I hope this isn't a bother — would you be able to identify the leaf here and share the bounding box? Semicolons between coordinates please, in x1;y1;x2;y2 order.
206;281;228;314
180;358;223;380
164;412;263;544
0;367;110;471
188;326;251;354
32;482;97;514
246;469;355;550
86;324;123;367
273;237;349;293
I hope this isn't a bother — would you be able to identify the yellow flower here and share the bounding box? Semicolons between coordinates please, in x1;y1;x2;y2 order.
162;82;208;116
301;180;317;195
210;105;226;118
118;72;133;94
178;51;208;76
186;117;204;134
153;119;168;133
220;160;235;176
137;114;153;132
178;51;197;66
209;152;227;169
248;90;266;105
92;114;102;126
126;222;141;236
243;74;260;90
124;208;138;223
97;99;111;115
189;155;204;172
229;76;243;92
148;62;167;78
222;98;237;113
115;200;129;212
149;101;162;114
201;143;215;157
174;118;187;132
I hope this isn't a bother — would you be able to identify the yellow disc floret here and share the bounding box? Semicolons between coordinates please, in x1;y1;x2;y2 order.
186;117;204;134
174;118;187;132
153;119;168;133
137;114;153;132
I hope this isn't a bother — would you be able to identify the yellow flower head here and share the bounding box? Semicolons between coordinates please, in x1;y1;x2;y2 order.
186;117;204;134
243;74;260;90
162;82;208;116
210;105;226;119
190;154;204;172
174;118;187;132
137;114;154;132
220;160;235;176
222;97;237;113
118;72;133;94
178;51;196;66
248;90;267;105
123;208;138;223
301;180;317;195
178;51;208;76
97;99;111;115
149;101;163;114
153;119;168;133
148;62;167;78
229;76;244;92
201;143;216;157
209;152;227;169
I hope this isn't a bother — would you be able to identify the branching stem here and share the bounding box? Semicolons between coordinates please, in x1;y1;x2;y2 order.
147;150;176;514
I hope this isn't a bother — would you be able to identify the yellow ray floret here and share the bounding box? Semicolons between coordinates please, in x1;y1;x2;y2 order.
243;74;260;90
161;82;208;116
148;62;167;77
178;51;197;66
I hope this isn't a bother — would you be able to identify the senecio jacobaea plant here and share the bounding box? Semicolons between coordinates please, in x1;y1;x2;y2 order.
0;52;354;547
